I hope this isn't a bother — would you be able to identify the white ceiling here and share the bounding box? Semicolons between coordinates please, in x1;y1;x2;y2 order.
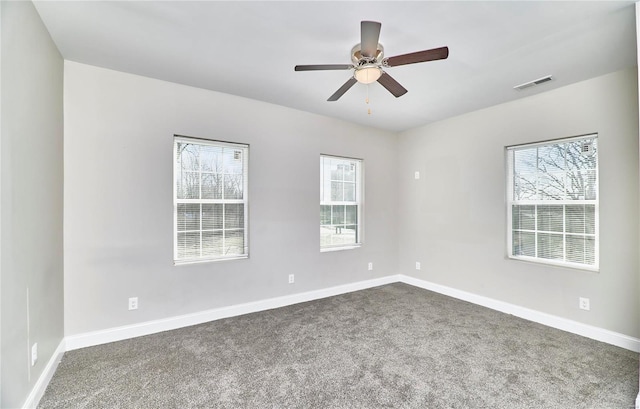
34;1;637;132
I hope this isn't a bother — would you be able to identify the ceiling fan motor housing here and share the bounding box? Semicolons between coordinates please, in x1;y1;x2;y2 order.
350;43;384;65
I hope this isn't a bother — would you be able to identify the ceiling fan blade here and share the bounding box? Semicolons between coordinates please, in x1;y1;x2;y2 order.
327;77;357;101
361;21;381;58
295;64;353;71
377;72;408;98
385;46;449;67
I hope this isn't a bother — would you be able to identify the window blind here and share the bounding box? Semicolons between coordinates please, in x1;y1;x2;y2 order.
174;136;249;263
507;135;598;269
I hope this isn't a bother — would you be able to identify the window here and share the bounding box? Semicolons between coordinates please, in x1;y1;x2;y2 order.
174;136;248;263
320;155;363;250
507;134;598;270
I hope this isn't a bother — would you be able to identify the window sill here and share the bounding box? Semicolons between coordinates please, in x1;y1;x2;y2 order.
507;255;599;273
321;245;361;253
174;255;248;266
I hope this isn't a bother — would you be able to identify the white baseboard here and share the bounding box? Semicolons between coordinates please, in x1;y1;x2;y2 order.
398;275;640;353
65;275;400;351
22;338;66;409
636;392;639;409
66;274;640;353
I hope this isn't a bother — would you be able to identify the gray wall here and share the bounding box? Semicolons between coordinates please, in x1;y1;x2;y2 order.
63;61;398;336
64;63;639;341
1;2;64;408
397;68;639;338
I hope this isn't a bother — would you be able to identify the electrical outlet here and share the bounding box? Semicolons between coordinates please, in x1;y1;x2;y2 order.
368;262;373;271
414;171;420;180
128;297;138;310
416;262;421;270
579;297;590;311
31;343;38;366
288;274;295;284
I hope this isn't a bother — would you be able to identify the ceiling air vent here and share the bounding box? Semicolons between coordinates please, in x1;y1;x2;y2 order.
513;75;553;91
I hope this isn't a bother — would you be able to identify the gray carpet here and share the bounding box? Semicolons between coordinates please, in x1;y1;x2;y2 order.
39;283;638;408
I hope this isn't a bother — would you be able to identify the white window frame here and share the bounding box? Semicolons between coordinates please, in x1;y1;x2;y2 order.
320;155;363;251
506;134;599;271
173;136;249;264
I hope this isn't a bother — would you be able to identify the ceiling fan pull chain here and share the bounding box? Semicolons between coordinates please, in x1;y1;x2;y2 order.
366;84;372;115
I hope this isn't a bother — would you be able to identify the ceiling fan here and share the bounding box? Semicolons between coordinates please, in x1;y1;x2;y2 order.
295;21;449;101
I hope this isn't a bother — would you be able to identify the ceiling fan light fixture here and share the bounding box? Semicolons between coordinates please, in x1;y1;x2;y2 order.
354;65;382;84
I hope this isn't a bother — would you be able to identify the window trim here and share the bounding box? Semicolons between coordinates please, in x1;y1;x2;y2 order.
173;135;249;265
320;154;364;252
505;134;599;272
